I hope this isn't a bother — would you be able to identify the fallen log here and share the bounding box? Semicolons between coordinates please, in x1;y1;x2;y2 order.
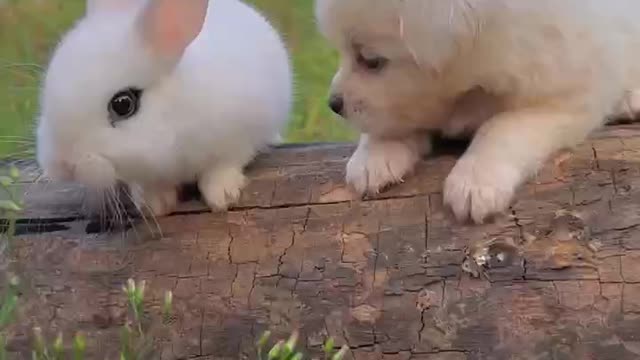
4;123;640;359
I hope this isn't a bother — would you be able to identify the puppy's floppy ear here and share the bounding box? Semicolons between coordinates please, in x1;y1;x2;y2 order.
398;1;481;75
136;0;209;66
86;0;141;16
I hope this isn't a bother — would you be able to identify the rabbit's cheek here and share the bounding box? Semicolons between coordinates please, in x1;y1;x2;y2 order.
73;153;117;190
42;159;74;183
36;144;74;182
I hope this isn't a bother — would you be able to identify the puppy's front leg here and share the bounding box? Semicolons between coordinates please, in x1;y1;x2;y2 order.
346;132;432;195
444;107;605;224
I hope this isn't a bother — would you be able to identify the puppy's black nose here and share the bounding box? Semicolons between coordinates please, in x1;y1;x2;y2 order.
328;95;344;115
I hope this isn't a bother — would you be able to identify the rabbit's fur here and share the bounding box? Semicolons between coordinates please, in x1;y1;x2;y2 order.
36;0;292;216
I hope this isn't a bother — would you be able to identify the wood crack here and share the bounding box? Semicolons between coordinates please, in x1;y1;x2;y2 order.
7;124;640;359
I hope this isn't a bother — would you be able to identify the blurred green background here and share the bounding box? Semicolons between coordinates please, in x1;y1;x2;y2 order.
0;0;355;159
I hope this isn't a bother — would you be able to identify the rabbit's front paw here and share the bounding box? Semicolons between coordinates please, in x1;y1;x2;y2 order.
131;184;178;217
443;155;521;224
199;166;247;210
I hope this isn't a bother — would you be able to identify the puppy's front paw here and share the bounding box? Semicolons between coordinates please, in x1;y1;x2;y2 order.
443;156;521;224
346;138;421;195
131;184;178;217
199;166;247;210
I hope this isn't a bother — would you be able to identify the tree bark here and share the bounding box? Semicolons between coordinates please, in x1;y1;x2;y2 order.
5;123;640;359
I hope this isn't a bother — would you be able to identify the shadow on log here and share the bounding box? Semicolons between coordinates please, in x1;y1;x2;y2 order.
4;124;640;359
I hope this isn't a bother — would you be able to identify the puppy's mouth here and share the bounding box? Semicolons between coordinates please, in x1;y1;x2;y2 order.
336;100;368;123
337;111;368;130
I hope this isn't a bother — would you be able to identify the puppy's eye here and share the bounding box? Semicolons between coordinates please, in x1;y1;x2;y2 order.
108;88;142;125
357;53;388;72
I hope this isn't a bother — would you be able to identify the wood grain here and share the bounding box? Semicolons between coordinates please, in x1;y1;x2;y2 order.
4;124;640;359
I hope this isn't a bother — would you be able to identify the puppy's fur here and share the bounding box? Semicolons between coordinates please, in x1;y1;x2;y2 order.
316;0;640;223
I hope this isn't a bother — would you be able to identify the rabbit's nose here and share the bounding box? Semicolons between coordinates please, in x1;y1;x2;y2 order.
328;94;344;115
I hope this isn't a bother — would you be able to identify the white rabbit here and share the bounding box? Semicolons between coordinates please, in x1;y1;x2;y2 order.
36;0;293;216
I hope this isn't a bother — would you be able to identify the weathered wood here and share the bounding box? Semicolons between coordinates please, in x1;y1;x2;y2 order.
5;124;640;359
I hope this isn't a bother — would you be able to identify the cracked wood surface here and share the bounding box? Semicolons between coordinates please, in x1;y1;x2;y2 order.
5;123;640;359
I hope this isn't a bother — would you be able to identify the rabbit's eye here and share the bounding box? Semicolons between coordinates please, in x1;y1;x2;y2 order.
108;88;142;124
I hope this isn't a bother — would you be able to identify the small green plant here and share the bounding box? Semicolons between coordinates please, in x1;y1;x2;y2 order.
0;275;19;360
4;273;347;359
0;165;22;360
0;164;22;248
321;337;348;360
120;278;173;360
31;328;86;360
25;279;172;360
256;330;348;360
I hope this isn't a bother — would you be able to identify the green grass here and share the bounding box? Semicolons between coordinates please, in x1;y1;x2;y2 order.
0;0;355;158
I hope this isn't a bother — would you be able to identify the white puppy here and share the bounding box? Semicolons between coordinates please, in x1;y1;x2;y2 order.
315;0;640;223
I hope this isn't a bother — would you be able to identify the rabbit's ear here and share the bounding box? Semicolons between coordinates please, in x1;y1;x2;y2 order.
86;0;139;16
136;0;209;64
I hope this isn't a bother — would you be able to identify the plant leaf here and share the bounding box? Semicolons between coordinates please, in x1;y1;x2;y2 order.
0;200;21;212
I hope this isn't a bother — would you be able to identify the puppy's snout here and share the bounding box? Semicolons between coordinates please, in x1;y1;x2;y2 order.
328;94;344;115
